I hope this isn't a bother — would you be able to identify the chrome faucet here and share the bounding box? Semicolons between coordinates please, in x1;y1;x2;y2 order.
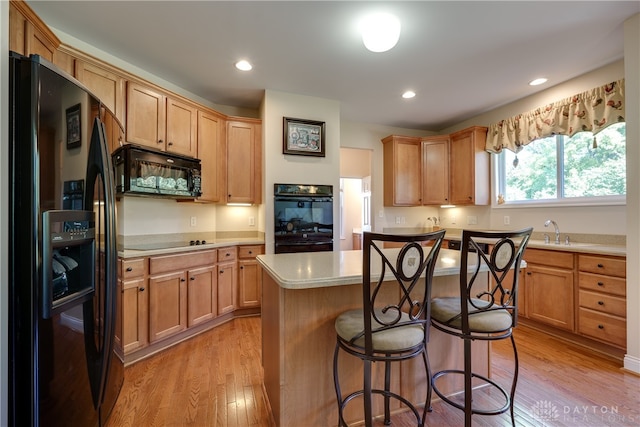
544;219;560;244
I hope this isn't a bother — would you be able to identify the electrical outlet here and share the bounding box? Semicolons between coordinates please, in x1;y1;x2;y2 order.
379;210;384;218
395;216;401;224
249;216;255;226
467;216;477;225
451;215;457;224
401;216;406;224
503;215;510;225
190;216;197;227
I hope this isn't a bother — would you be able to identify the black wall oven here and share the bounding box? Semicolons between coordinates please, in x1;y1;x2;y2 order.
274;184;333;253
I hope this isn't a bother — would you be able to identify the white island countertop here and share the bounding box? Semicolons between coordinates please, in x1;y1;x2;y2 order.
257;248;489;290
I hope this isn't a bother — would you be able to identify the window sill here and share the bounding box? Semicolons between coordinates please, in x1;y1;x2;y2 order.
492;196;626;209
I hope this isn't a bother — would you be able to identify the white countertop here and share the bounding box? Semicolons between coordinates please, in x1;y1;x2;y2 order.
118;237;265;258
257;248;490;290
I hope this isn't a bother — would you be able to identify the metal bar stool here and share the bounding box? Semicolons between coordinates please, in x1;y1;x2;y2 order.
430;228;532;427
333;230;446;427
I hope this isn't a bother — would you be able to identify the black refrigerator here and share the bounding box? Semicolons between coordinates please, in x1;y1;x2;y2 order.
8;52;123;426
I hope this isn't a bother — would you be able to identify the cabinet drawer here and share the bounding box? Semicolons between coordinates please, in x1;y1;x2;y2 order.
524;248;573;269
121;258;145;279
578;308;626;348
578;290;626;317
578;272;626;297
578;255;626;278
238;245;264;259
217;246;237;263
149;250;216;275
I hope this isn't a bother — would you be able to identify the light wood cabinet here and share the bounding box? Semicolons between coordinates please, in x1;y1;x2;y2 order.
448;126;489;205
187;266;217;327
10;2;59;61
147;271;188;343
197;110;226;202
577;254;626;348
238;245;264;308
126;81;198;157
421;135;450;205
226;119;262;204
120;258;149;354
76;60;125;124
524;249;575;331
217;247;238;314
381;135;422;206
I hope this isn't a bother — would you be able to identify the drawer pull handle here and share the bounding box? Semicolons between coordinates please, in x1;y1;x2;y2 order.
126;267;133;272
249;251;253;254
598;301;604;305
598;324;604;329
139;287;145;292
597;263;604;268
597;282;604;286
526;272;532;275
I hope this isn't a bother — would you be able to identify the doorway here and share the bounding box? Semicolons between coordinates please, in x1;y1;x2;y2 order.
339;148;373;250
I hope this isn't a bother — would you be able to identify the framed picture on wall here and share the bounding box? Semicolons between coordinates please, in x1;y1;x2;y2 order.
283;117;325;157
66;103;81;149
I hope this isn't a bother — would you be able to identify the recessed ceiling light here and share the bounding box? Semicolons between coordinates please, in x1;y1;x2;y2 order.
361;12;401;53
529;77;548;86
402;91;416;99
235;60;253;71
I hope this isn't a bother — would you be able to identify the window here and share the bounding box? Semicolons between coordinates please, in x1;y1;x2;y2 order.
497;122;626;204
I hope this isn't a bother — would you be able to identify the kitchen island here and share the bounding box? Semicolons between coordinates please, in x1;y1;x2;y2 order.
257;248;492;427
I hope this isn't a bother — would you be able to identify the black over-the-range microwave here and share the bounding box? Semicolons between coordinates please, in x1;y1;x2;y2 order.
112;144;202;198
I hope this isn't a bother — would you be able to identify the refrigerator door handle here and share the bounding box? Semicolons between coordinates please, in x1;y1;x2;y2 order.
83;117;118;410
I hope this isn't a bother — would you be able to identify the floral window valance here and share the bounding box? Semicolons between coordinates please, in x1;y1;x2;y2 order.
486;79;625;153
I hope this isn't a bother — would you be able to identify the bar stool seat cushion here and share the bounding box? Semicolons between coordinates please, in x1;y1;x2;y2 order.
431;297;512;332
335;308;424;352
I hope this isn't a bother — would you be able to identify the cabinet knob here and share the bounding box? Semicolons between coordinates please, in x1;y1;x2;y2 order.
168;141;173;146
249;251;253;254
139;287;145;292
126;267;133;272
190;276;196;281
597;281;604;286
240;266;244;270
598;301;604;305
598;324;604;329
526;272;532;275
181;278;186;282
219;270;224;274
158;139;163;144
597;263;604;268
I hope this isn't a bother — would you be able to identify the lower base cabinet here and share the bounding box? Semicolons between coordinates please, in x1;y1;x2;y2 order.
119;244;264;361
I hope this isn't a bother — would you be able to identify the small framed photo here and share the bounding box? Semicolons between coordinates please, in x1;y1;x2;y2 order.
66;103;81;149
283;117;325;157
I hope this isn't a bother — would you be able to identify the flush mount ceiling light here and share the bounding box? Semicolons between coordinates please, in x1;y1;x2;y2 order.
402;90;416;99
235;60;253;71
529;77;548;86
361;12;401;53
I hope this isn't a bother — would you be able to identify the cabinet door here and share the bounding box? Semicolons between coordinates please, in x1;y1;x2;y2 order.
187;266;217;327
25;21;55;62
197;110;226;202
449;127;489;205
422;136;450;205
122;278;148;353
166;97;197;157
148;271;187;342
9;4;26;55
525;265;574;331
217;262;237;315
239;260;261;308
126;82;166;149
227;120;261;204
76;60;125;123
382;135;422;206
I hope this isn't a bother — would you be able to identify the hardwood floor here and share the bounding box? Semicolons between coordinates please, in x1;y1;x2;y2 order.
107;316;640;427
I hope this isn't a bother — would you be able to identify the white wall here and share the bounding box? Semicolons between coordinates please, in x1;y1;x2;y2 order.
623;13;640;374
262;90;341;254
340;178;363;251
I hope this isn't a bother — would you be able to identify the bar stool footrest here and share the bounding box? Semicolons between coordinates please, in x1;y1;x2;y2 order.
431;369;510;416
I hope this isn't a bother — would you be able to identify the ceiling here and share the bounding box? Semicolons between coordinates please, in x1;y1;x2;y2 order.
27;1;639;131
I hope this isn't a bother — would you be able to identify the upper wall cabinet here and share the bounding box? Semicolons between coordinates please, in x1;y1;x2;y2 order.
448;126;489;205
126;82;198;158
76;60;125;124
383;126;490;207
226;119;262;205
421;135;450;206
9;2;58;61
381;135;422;206
197;110;226;203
